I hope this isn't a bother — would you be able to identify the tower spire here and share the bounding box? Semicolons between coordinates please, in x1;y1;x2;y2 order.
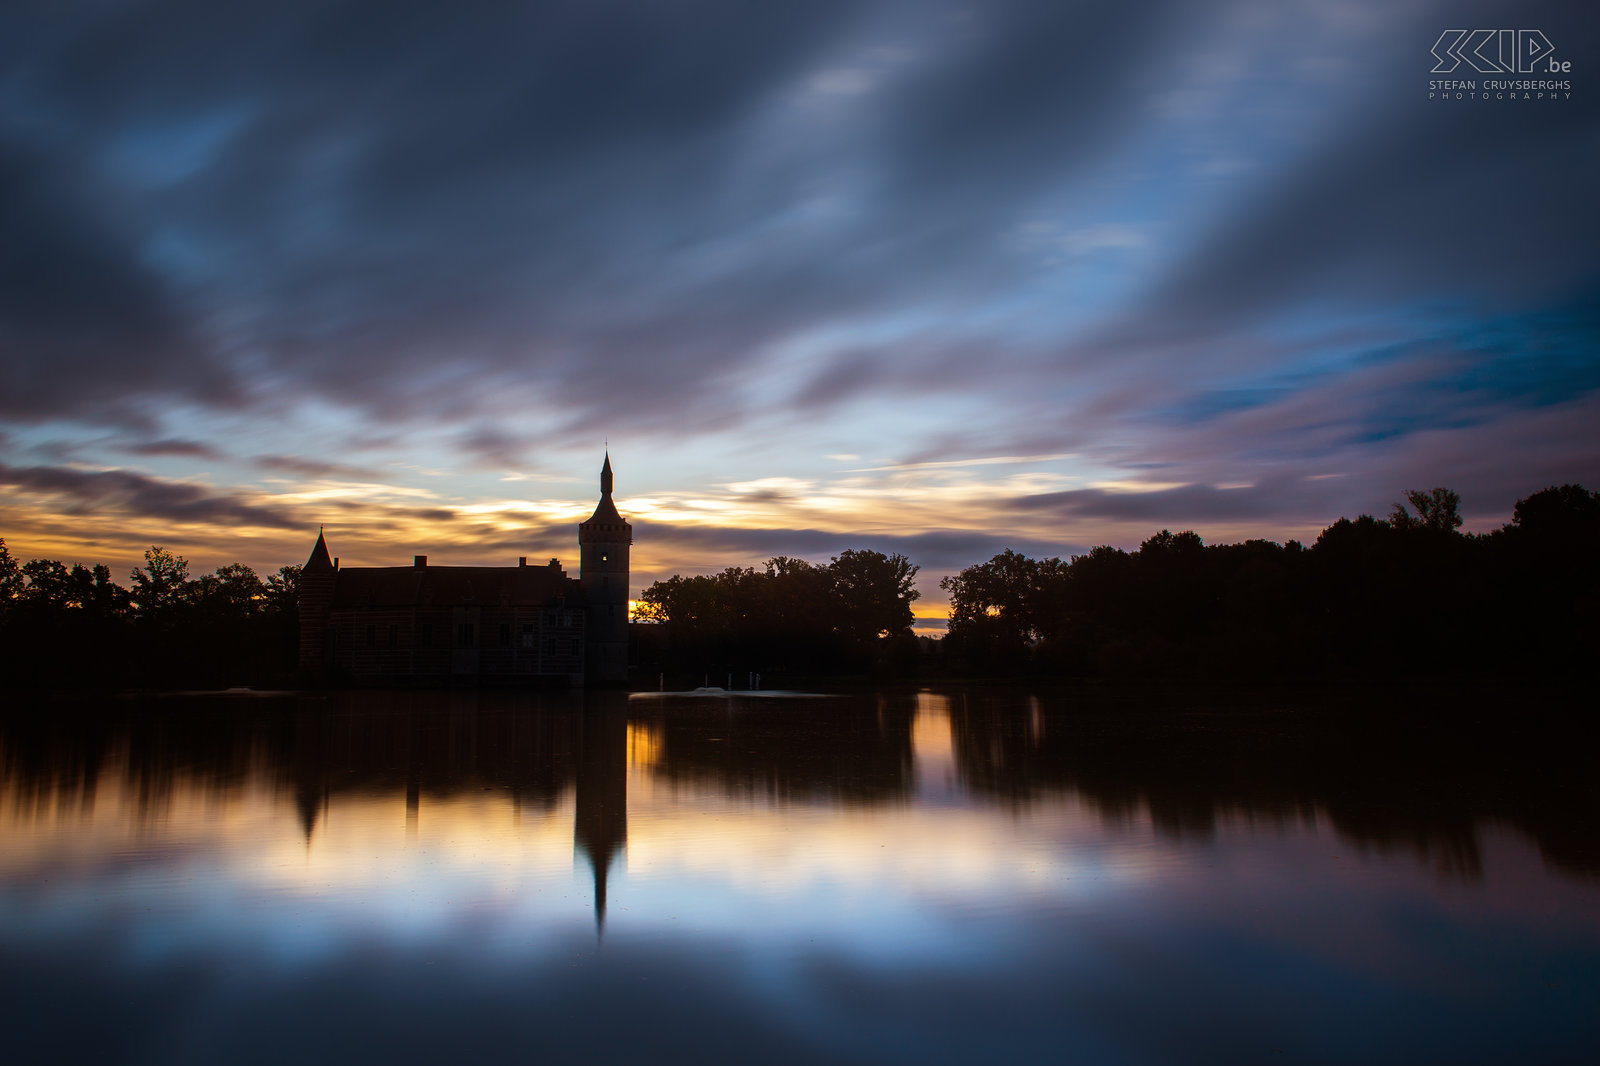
305;528;334;573
600;450;613;497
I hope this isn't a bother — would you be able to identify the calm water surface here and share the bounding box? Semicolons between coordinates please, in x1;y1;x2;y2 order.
1;689;1597;1064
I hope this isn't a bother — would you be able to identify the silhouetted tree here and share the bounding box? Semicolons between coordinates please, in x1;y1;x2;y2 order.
1389;487;1463;533
263;564;302;615
191;563;265;620
0;542;307;688
635;548;923;677
934;482;1600;683
19;559;75;611
130;546;191;618
827;549;919;644
0;540;21;635
0;539;20;604
1511;483;1600;536
940;549;1068;670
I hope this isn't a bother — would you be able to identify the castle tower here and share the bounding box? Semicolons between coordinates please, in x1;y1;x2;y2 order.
297;528;337;677
578;453;632;683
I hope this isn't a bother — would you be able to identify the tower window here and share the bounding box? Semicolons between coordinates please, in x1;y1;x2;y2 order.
601;552;608;562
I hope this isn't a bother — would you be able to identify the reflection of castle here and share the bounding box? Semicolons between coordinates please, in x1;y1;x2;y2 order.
297;455;632;685
297;694;632;932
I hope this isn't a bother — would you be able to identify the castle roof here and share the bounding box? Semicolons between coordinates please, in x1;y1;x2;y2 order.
329;564;579;609
582;494;627;527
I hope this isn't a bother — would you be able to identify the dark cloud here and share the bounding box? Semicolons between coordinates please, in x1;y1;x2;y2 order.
875;0;1193;211
1106;0;1600;346
125;438;225;460
453;427;536;470
253;454;384;480
0;462;298;529
0;0;1213;437
1011;479;1319;528
0;135;228;426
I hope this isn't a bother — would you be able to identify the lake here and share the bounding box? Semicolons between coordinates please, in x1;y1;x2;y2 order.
2;687;1597;1064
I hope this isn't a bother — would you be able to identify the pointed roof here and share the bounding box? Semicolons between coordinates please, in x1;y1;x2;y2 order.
304;528;334;574
581;451;629;530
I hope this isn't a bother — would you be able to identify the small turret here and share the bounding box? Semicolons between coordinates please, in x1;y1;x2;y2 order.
298;528;338;678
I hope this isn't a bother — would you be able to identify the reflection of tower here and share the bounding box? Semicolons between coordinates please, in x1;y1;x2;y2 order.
573;705;628;934
294;778;326;847
578;453;632;683
291;727;329;849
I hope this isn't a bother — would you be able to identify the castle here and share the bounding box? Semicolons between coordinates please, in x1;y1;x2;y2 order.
297;454;632;685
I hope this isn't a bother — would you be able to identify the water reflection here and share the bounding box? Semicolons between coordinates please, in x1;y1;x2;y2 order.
1;688;1598;1064
631;695;916;804
941;688;1600;883
3;689;1597;888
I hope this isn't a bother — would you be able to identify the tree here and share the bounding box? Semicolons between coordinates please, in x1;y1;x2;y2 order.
86;564;130;618
130;546;190;616
191;563;265;619
826;549;920;643
5;555;128;618
263;565;302;614
940;549;1067;667
1511;484;1600;534
760;556;835;644
1389;488;1462;533
20;559;75;610
0;539;22;611
1139;529;1205;555
635;573;727;627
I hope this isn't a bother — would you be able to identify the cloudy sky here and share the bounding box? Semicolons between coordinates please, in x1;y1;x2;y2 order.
2;0;1597;629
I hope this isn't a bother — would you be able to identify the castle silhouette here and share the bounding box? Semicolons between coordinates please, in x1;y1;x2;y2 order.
298;454;632;685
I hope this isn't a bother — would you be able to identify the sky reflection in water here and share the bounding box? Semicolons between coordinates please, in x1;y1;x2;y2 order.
1;689;1597;1065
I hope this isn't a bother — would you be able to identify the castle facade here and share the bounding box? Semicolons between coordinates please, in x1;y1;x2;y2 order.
298;455;632;685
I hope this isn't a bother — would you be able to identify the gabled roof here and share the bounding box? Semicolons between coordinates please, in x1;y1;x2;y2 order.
330;565;580;609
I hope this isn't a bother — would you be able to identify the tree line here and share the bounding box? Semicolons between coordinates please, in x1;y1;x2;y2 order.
632;549;923;679
938;484;1598;681
0;543;301;688
3;482;1594;688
